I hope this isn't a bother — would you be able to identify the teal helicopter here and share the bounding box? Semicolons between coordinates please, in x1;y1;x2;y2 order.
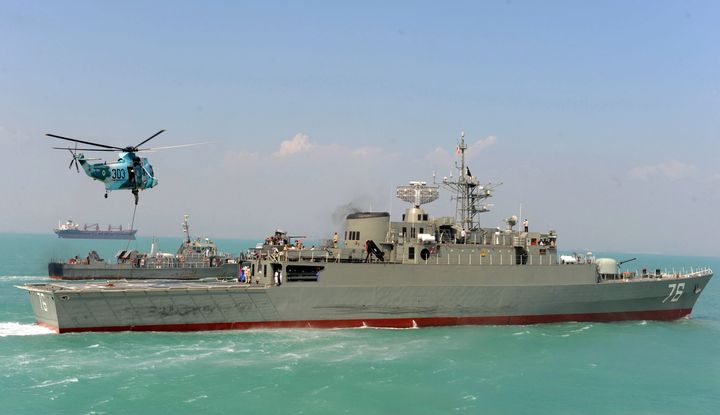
48;130;199;204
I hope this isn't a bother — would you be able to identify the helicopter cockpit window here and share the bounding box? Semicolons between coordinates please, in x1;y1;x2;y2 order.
144;159;154;176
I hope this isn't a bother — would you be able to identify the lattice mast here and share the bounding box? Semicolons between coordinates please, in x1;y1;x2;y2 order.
436;132;498;231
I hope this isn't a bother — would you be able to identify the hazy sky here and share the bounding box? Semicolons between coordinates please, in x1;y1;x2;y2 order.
1;1;718;255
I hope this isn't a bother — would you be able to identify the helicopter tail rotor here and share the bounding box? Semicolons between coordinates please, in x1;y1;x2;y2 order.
67;143;80;173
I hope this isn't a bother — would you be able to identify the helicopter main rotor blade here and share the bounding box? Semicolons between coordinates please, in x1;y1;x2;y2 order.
52;147;119;152
134;129;166;149
46;133;124;151
137;142;212;151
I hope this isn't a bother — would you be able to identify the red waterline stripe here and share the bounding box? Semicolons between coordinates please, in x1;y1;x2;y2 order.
36;321;60;333
43;308;693;334
49;276;131;280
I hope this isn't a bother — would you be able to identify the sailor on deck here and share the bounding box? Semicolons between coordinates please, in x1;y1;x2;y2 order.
274;270;282;286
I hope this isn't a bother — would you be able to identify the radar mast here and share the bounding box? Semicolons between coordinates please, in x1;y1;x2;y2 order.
436;132;499;231
396;181;439;228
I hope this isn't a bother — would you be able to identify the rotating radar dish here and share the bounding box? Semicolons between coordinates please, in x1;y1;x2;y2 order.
396;181;439;207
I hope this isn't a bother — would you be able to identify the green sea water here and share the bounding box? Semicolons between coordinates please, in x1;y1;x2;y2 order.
1;234;719;414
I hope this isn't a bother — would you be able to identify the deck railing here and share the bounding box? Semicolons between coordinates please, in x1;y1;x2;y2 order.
255;249;715;277
271;250;564;266
625;266;714;279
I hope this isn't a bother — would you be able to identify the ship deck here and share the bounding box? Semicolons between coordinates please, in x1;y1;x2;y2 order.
19;266;713;294
18;280;266;293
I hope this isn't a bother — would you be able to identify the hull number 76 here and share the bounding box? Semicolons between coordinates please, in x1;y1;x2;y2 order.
662;283;685;303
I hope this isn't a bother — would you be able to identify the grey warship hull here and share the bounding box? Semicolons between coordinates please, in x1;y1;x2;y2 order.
18;261;713;333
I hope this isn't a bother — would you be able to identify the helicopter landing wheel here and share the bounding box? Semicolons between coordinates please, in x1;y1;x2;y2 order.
104;193;108;199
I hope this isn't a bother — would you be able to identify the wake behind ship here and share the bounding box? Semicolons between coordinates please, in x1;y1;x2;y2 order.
20;134;714;333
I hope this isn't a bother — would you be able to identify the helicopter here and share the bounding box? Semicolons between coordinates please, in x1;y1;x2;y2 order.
48;130;200;205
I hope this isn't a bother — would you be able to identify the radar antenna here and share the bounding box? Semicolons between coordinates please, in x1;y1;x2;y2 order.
396;181;439;208
436;131;501;231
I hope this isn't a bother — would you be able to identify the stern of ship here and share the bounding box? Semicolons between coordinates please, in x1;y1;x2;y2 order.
17;285;60;332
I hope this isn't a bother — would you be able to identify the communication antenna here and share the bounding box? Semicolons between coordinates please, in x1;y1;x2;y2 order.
435;131;501;231
396;181;439;208
182;214;191;243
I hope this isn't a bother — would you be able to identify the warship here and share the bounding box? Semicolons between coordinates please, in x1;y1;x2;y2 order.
54;219;137;240
19;134;714;333
47;215;239;280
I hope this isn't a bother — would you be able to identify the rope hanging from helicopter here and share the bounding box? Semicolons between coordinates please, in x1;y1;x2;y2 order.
125;202;138;251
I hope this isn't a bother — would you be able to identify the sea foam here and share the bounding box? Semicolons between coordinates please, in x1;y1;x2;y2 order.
0;322;54;337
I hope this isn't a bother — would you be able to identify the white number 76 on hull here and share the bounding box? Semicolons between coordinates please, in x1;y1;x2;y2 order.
663;283;685;303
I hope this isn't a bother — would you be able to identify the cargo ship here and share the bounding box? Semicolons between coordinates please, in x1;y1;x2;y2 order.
20;134;713;333
47;215;239;280
54;219;137;240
